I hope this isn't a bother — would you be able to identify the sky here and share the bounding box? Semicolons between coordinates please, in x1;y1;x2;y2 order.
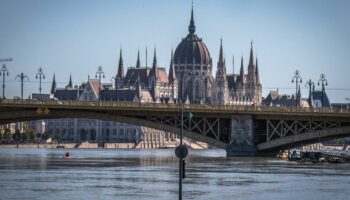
0;0;350;102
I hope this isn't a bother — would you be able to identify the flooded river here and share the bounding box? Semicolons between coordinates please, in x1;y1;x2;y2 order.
0;148;349;200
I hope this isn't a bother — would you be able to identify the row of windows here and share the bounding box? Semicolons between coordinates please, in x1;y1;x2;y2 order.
175;66;208;70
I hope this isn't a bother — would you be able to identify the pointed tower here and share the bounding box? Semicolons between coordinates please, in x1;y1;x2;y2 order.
188;2;196;35
247;41;256;94
67;73;73;88
213;38;228;104
168;49;178;102
235;56;245;98
149;48;159;100
168;49;176;83
150;48;158;79
50;73;56;95
116;48;124;89
255;57;260;84
136;49;141;68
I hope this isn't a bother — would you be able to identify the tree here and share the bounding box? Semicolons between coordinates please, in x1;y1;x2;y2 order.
41;132;50;140
24;128;36;142
3;128;11;142
0;129;4;141
13;129;21;144
21;131;29;142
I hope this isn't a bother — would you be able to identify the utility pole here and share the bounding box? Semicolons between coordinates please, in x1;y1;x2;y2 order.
0;64;9;99
318;74;328;108
36;67;45;94
16;73;29;100
291;70;302;107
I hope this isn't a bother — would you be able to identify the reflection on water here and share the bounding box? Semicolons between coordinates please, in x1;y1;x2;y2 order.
0;148;350;200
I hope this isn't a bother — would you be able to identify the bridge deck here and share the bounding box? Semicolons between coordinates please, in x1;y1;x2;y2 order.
1;99;350;119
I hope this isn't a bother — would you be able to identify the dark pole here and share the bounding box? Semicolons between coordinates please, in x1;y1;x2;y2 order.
95;66;105;144
179;103;184;200
291;70;302;107
95;66;105;101
0;64;9;99
318;74;328;108
305;79;314;106
36;67;45;94
16;73;29;100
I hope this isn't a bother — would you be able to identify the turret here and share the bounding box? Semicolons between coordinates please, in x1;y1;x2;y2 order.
168;49;176;83
188;3;196;35
117;48;124;78
50;73;56;94
67;73;73;88
136;49;141;68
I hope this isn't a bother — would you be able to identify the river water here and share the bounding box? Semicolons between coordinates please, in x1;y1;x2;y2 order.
0;148;349;200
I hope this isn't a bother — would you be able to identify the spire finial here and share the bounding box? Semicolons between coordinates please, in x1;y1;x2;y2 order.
188;1;196;34
117;48;124;78
136;49;141;68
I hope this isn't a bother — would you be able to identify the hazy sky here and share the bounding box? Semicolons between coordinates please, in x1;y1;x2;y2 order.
1;0;349;102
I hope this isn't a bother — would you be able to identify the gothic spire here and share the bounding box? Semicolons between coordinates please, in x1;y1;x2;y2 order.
68;73;73;88
240;56;244;77
249;41;254;66
255;57;260;84
188;1;196;34
151;47;158;78
232;55;234;75
218;38;224;67
50;73;56;94
168;49;176;82
117;48;124;78
238;56;244;85
136;49;141;68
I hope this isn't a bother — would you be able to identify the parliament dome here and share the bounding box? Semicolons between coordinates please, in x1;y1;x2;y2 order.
173;6;211;65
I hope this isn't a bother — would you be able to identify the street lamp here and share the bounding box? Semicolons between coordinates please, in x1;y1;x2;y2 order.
36;67;45;94
95;66;105;101
305;79;314;107
318;74;328;108
0;64;9;99
291;70;302;107
15;73;29;100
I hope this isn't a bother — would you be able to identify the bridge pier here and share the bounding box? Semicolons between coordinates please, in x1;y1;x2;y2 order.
226;115;257;157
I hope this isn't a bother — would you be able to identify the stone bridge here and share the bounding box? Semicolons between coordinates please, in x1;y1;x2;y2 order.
1;99;350;156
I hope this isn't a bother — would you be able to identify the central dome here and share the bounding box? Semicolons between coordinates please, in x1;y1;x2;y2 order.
174;34;211;65
173;6;211;65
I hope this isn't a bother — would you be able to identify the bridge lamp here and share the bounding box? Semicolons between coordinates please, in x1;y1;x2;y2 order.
0;64;10;98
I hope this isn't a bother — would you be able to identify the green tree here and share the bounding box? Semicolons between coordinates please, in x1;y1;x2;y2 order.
53;133;62;143
13;129;21;144
0;129;4;141
21;131;29;142
41;132;50;140
3;129;11;142
27;128;36;141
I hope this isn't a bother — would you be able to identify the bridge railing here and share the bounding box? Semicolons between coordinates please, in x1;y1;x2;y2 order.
0;99;349;114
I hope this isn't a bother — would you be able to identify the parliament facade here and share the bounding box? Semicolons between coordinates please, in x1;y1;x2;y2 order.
36;5;262;144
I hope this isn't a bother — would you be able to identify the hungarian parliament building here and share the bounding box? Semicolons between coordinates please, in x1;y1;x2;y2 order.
30;6;262;146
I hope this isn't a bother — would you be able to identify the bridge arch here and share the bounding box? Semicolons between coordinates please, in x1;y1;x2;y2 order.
0;110;227;149
257;126;350;150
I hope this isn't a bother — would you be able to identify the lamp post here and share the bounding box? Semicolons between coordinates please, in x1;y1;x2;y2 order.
318;74;328;108
15;73;29;100
0;64;9;99
95;66;105;144
291;70;302;107
95;66;105;101
305;79;314;107
36;67;45;94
